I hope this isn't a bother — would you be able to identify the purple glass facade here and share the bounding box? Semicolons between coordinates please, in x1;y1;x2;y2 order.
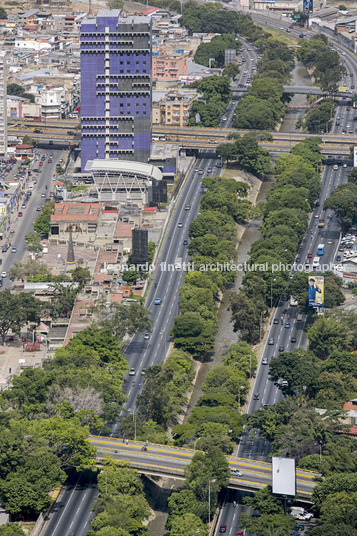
80;10;152;172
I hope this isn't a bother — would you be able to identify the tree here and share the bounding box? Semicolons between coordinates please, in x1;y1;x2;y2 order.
307;315;352;359
0;290;41;344
166;489;207;529
269;349;320;396
25;231;43;254
97;459;144;497
221;342;258;378
49;283;78;319
194;34;240;68
170;312;217;358
324;183;357;232
243;486;284;514
240;512;295;536
69;266;91;287
7;83;23;96
307;525;357;536
34;201;54;235
313;473;357;512
222;62;240;80
0;524;26;536
94;301;152;340
185;447;229;505
9;259;49;282
230;290;265;344
22;135;35;146
348;167;357;184
170;513;207;536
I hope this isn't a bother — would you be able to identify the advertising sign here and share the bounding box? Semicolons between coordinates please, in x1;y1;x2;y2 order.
308;275;324;307
272;457;296;496
354;146;357;167
303;0;313;12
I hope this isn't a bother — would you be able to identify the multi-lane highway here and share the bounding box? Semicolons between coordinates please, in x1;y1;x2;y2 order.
213;14;355;535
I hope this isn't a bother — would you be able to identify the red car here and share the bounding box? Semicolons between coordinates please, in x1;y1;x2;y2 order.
18;212;23;217
307;253;313;258
219;526;227;533
236;532;244;536
39;161;43;166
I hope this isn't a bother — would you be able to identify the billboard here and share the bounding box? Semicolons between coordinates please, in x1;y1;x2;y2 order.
272;457;296;496
354;146;357;167
308;275;324;307
303;0;313;12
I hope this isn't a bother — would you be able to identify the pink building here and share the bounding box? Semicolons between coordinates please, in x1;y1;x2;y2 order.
152;49;188;81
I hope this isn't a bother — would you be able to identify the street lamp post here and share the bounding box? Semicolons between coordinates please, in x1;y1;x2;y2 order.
133;411;137;441
238;385;244;413
208;479;216;526
270;278;276;309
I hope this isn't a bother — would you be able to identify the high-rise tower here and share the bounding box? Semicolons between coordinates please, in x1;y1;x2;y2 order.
80;10;152;172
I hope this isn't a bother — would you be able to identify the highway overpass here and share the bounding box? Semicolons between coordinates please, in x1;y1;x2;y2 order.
89;436;318;500
233;85;356;97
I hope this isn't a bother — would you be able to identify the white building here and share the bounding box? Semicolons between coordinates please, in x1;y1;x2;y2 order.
33;86;66;119
14;38;51;52
0;52;8;158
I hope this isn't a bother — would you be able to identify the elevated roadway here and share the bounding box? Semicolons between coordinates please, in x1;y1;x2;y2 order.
89;436;317;500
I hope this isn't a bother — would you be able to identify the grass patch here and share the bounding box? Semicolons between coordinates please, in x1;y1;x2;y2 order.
256;24;299;46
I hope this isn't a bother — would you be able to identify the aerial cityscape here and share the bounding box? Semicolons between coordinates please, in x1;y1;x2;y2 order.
0;0;357;535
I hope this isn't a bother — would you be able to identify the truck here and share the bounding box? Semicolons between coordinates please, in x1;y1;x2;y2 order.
174;257;183;270
290;507;313;521
338;86;348;93
318;219;324;228
317;244;325;255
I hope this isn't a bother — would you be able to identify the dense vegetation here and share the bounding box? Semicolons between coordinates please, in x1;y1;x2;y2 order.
245;309;357;534
194;34;240;68
188;75;232;127
233;37;294;131
230;138;323;343
299;98;337;133
297;34;345;92
217;132;273;177
87;459;151;536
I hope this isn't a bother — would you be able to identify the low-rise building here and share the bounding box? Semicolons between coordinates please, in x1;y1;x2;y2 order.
7;95;41;120
50;202;101;242
152;89;197;126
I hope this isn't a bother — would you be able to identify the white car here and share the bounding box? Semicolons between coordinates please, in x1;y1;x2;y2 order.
1;271;7;278
230;468;243;477
129;368;135;376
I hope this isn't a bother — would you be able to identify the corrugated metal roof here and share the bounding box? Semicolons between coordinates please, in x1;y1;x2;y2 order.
85;159;163;182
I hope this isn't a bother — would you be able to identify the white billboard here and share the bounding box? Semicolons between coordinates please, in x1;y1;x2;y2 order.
272;457;296;496
354;146;357;168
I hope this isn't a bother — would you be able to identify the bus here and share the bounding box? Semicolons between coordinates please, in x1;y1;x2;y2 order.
313;256;320;269
317;244;325;256
290;296;298;307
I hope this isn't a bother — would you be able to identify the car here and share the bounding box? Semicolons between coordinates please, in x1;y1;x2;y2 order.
222;117;227;121
194;168;199;173
207;167;212;173
34;129;43;134
230;468;243;476
129;368;135;376
291;336;297;343
185;204;191;210
253;392;260;400
141;369;146;375
48;159;52;163
236;532;244;536
307;253;313;258
278;345;285;352
11;247;16;253
183;239;188;246
327;239;333;244
177;222;183;228
36;207;41;212
333;165;338;170
282;380;288;387
21;204;26;209
262;357;268;365
219;526;227;533
1;271;7;278
296;256;300;263
285;322;290;329
154;298;161;305
268;338;275;345
18;212;23;217
39;161;43;166
41;193;46;198
336;255;342;261
144;332;150;339
198;169;204;175
1;245;7;252
289;532;300;536
273;318;279;324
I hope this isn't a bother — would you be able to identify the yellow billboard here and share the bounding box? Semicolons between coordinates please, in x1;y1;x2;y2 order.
308;275;324;307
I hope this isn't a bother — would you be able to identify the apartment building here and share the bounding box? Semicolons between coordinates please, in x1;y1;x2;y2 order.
152;49;188;81
153;89;197;126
